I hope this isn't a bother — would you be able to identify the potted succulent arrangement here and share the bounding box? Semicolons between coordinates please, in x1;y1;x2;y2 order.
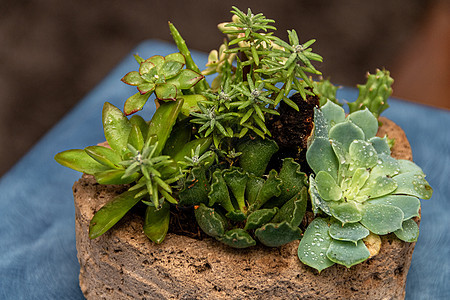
55;7;432;299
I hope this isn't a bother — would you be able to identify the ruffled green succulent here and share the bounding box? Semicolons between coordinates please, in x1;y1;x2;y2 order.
182;137;308;248
298;101;432;271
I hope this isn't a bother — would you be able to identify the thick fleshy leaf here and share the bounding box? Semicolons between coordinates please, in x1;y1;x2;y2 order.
246;176;265;206
394;219;419;242
249;170;282;211
143;201;170;244
102;102;132;155
309;175;331;216
54;149;109;174
367;195;420;220
298;218;335;272
84;146;122;169
89;190;141;239
370;153;400;178
167;69;204;89
360;203;404;235
329;121;365;151
160;60;184;79
165;52;185;64
238;137;279;177
178;167;210;206
397;159;425;175
255;221;302;247
162;119;191;157
349;140;378;169
359;176;398;200
121;71;145;86
329;221;369;244
393;172;432;199
94;169;139;185
127;124;144;152
217;229;256;248
348;168;370;196
321;101;345;129
329;201;362;225
275;158;308;206
223;169;249;212
124;92;151;115
225;210;247;222
315;171;342;201
145;55;164;69
347;108;378;139
208;170;234;212
139;60;156;75
306;137;339;181
148;98;184;155
326;239;370;268
137;82;156;95
245;208;278;230
178;94;207;116
272;187;308;227
311;108;329;139
172;137;212;163
194;203;226;238
368;136;391;155
129;115;149;141
155;83;177;100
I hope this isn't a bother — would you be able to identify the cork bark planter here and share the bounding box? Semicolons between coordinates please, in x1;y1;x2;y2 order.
74;117;417;299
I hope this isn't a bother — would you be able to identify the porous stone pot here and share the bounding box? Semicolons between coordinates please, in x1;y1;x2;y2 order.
73;117;416;299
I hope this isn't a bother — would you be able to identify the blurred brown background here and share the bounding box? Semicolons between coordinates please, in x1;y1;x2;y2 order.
1;0;449;176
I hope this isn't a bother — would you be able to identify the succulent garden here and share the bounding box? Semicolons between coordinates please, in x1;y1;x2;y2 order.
55;7;432;272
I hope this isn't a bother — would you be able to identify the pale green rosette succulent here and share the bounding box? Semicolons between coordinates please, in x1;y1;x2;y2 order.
298;101;432;272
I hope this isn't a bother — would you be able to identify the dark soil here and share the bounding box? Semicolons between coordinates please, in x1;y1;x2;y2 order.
267;92;319;173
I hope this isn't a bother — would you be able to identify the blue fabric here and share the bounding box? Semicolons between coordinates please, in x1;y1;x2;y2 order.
0;40;448;299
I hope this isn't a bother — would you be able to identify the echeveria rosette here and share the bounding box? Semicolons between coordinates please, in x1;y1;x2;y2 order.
298;101;432;272
121;52;204;115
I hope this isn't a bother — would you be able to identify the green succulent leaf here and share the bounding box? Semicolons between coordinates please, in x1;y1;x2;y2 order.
298;218;335;272
249;169;282;211
359;176;398;200
129;115;149;140
178;94;207;116
370;153;400;178
367;195;420;220
208;170;234;212
246;176;265;206
329;201;362;225
155;83;177;100
306;137;339;181
178;166;210;206
238;137;279;177
160;60;184;79
127;124;145;152
397;159;425;175
347;108;378;139
55;149;110;175
393;172;433;199
255;221;302;247
275;158;308;206
143;201;170;244
245;207;278;230
309;175;331;216
394;219;419;242
217;228;256;248
124;92;152;116
172;137;212;163
360;203;404;235
329;221;369;244
321;100;345;129
368;136;391;155
167;69;204;89
94;169;139;185
348;140;378;169
329;121;365;151
223;168;249;212
326;239;370;268
164;52;186;64
272;187;308;227
315;171;342;201
89;190;141;239
102;102;132;155
148;98;184;155
121;71;145;86
225;210;247;222
194;203;227;238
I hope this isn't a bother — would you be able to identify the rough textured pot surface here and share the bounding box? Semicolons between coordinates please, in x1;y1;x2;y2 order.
74;117;415;300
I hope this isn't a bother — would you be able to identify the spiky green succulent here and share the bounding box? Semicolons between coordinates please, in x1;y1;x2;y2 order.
298;101;432;271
